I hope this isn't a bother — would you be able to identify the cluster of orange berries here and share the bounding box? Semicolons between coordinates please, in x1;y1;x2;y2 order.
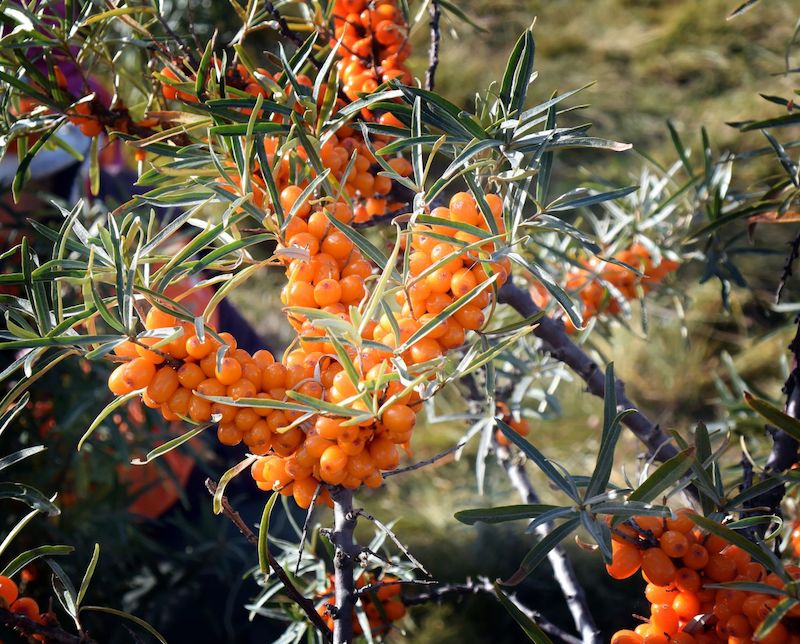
533;243;679;332
608;511;800;644
332;0;412;104
391;191;511;352
316;573;406;635
0;574;48;639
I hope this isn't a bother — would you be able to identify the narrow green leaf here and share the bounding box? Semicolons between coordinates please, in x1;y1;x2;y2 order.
455;504;562;525
501;517;581;586
744;391;800;440
627;449;694;503
77;544;100;607
1;545;74;578
494;583;553;643
213;456;258;515
258;493;279;574
80;606;168;644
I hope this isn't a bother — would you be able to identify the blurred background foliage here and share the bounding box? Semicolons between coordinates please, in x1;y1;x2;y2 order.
3;0;800;642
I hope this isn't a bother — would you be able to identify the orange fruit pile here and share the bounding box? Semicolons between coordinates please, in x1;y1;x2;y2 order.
532;243;679;332
316;572;406;635
608;511;800;643
332;0;412;106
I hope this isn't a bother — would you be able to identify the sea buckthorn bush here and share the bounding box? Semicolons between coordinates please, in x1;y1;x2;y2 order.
2;1;800;643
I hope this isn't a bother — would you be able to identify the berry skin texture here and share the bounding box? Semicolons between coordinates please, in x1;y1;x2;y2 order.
641;547;676;587
607;541;642;580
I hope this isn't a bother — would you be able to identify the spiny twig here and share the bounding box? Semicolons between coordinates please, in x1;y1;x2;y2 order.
204;479;332;641
425;0;441;92
381;441;465;478
354;509;430;576
776;231;800;303
401;576;583;644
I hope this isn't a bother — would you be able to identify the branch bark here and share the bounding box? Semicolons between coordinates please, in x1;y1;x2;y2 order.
330;486;358;644
425;0;441;92
498;281;679;462
0;607;91;644
497;445;601;644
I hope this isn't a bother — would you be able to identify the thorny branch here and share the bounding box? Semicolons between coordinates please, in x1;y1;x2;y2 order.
401;576;583;644
0;607;94;644
497;281;679;462
354;509;430;576
330;486;359;644
425;1;441;92
776;231;800;303
749;315;800;526
381;441;465;478
497;444;602;644
203;479;332;641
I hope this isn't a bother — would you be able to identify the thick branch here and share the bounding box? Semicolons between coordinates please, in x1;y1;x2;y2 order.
330;486;358;644
0;607;90;644
497;445;601;644
204;479;332;641
750;316;800;526
498;281;678;462
425;1;441;92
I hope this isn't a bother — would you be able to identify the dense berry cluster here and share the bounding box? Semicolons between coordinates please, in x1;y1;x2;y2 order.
532;243;679;331
107;190;504;503
332;0;412;104
316;573;406;635
608;511;800;643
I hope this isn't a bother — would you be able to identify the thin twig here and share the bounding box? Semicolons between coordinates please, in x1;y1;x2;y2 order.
381;441;465;478
425;0;441;92
355;579;439;597
354;509;431;577
498;281;679;462
401;576;583;644
204;479;332;641
776;231;800;303
497;444;602;644
296;482;323;575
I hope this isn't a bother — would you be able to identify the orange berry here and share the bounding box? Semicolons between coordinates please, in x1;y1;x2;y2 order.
0;575;19;606
611;631;643;644
108;364;134;395
123;357;157;390
215;357;243;386
641;547;676;586
645;583;676;605
449;192;479;226
672;592;700;619
650;603;679;636
682;543;709;570
218;423;243;446
146;366;180;404
280;185;310;218
660;530;689;558
10;597;40;621
320;445;348;484
606;541;642;580
705;553;737;582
